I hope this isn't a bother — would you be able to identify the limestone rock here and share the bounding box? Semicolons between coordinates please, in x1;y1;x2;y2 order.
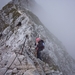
5;53;16;68
0;60;8;67
12;68;18;74
18;55;25;61
23;69;40;75
13;57;20;66
0;68;7;75
5;70;12;75
16;65;27;70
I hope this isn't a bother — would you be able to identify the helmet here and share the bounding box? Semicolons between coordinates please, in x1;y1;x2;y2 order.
36;38;40;43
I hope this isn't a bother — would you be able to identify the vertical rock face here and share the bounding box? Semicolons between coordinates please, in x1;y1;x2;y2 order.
0;0;75;75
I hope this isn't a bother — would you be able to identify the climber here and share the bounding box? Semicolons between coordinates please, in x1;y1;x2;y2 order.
35;37;45;60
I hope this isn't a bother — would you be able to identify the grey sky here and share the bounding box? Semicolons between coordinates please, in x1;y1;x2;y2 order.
35;0;75;59
0;0;75;59
0;0;11;9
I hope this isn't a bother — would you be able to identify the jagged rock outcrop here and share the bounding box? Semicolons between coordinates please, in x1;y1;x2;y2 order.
0;0;75;75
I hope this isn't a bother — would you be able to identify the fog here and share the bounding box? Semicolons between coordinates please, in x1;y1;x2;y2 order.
0;0;11;9
34;0;75;59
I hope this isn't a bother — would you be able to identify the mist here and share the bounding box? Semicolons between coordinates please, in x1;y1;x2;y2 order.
34;0;75;59
0;0;11;9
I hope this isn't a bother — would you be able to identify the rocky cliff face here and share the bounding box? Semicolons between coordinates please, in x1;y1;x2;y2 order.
0;0;75;75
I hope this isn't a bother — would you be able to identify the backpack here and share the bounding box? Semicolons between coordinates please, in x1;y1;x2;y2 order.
37;40;45;51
